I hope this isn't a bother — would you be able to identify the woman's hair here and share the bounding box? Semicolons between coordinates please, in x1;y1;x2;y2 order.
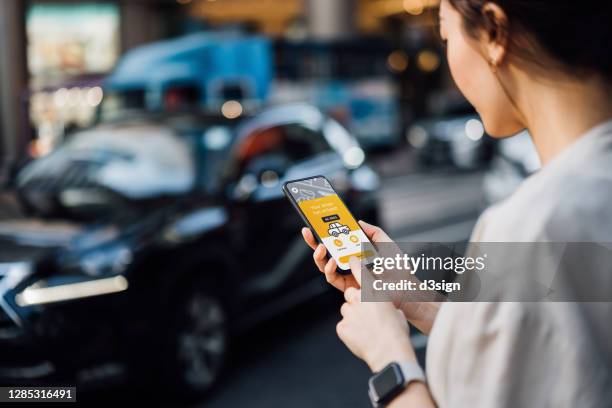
447;0;612;80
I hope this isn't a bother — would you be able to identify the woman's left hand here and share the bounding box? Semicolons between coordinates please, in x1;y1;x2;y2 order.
337;257;417;372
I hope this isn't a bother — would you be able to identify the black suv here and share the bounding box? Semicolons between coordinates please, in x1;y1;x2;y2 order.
0;104;379;395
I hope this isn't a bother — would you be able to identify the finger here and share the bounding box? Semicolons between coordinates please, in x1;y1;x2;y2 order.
348;256;363;286
344;286;360;304
301;227;318;250
358;220;392;243
340;302;349;317
313;244;327;272
323;258;337;280
358;220;401;259
336;320;346;339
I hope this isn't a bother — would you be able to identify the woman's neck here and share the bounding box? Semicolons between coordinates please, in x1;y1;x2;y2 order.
517;74;612;165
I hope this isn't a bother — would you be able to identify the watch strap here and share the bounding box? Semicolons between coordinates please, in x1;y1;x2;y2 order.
397;361;426;387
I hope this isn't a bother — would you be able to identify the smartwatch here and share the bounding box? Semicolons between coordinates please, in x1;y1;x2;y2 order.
367;361;426;407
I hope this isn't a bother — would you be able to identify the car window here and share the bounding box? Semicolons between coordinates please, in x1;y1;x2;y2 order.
233;123;331;177
99;90;146;122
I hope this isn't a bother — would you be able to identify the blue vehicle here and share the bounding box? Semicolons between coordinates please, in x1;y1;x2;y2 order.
272;39;402;151
101;33;272;118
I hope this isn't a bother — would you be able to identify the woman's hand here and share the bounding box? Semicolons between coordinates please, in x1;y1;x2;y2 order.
337;257;416;372
302;220;440;335
324;253;436;406
301;228;357;292
301;220;393;292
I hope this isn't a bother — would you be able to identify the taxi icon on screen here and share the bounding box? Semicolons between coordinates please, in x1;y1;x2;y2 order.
328;222;350;237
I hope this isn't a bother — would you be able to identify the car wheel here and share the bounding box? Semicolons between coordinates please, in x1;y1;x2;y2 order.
165;282;228;398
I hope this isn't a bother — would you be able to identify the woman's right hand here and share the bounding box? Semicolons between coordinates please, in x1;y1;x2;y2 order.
301;220;394;293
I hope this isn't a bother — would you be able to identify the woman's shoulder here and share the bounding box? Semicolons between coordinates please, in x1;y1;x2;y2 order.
475;125;612;242
476;163;612;242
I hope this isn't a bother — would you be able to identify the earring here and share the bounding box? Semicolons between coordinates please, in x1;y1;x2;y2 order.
489;58;499;73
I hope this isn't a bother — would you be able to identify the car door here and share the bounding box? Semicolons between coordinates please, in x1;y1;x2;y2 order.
226;121;344;298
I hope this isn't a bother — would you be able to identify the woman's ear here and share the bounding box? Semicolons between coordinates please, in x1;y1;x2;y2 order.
480;2;509;69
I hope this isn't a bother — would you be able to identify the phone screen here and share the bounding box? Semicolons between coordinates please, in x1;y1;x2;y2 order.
284;176;376;271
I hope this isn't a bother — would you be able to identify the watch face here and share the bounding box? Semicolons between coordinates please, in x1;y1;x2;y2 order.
371;364;403;401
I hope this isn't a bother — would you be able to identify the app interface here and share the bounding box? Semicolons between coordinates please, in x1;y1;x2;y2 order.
286;177;375;270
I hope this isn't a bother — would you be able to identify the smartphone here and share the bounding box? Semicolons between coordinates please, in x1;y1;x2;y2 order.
283;175;376;274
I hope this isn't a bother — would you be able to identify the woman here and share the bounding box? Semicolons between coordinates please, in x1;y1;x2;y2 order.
302;0;612;406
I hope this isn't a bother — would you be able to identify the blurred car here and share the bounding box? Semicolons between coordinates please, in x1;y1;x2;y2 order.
483;131;540;205
406;114;494;170
0;104;380;397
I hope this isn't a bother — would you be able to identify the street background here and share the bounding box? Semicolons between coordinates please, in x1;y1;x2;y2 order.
0;0;535;406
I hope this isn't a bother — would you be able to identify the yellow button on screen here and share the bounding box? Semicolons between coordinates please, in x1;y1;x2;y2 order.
339;251;374;264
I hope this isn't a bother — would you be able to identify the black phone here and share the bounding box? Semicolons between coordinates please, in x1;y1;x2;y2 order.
282;175;376;274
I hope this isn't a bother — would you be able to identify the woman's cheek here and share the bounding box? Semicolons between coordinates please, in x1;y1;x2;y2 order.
446;39;522;137
447;39;488;113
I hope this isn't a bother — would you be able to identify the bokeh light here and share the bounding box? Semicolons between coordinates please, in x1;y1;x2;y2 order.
387;50;409;73
221;100;243;119
403;0;425;15
417;50;440;72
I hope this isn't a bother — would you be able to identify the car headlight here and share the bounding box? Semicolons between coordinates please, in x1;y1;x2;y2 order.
9;245;132;308
15;275;128;307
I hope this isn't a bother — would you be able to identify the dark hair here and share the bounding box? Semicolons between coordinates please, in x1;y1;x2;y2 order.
447;0;612;80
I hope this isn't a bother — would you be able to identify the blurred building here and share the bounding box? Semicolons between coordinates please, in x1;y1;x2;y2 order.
0;0;28;182
0;0;459;183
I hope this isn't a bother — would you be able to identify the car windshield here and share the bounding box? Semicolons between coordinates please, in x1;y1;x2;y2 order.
16;118;236;220
98;90;147;122
98;88;203;122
